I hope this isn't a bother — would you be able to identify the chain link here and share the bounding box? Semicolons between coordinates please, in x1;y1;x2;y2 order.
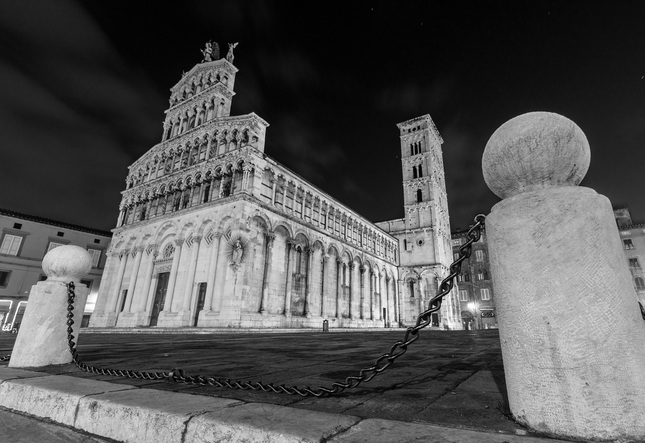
62;215;486;396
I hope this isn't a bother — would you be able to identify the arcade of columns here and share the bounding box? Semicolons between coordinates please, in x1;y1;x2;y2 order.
93;203;400;328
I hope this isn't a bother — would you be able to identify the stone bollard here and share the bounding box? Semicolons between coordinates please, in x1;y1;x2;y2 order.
482;112;645;441
9;245;91;368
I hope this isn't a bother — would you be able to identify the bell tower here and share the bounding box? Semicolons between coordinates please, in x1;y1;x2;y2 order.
397;114;451;268
376;114;460;329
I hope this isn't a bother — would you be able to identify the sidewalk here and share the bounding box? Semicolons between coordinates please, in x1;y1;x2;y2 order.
0;406;111;443
0;329;573;442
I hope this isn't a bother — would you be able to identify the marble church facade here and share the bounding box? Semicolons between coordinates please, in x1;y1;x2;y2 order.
90;44;459;329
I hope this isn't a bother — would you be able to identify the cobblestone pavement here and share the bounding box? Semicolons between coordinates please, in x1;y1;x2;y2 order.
1;329;535;437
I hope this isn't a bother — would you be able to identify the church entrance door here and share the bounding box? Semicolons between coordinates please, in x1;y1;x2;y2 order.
150;272;169;326
193;282;207;326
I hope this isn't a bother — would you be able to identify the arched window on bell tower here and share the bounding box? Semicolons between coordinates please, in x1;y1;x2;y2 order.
416;189;423;203
412;166;417;179
418;164;423;177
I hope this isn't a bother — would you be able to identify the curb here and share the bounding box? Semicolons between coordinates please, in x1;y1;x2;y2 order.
0;368;568;443
80;327;415;335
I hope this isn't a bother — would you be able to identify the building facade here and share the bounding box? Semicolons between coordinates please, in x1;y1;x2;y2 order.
376;116;462;329
615;206;645;310
0;208;111;330
90;45;414;329
451;227;497;330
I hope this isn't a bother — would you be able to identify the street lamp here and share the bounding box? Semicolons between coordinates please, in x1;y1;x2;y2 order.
467;301;479;330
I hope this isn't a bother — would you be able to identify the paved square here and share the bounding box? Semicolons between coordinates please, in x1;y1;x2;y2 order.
1;329;529;436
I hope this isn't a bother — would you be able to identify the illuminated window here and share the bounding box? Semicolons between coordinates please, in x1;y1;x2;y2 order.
0;234;22;256
46;241;66;254
623;239;635;250
636;277;645;290
87;249;101;268
481;288;491;300
475;250;484;262
459;290;468;301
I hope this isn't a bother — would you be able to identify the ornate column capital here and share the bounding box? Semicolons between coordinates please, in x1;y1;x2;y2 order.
174;238;185;247
192;235;203;244
265;233;276;247
359;265;366;274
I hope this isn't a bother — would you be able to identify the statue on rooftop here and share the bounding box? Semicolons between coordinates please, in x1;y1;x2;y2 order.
201;41;213;62
226;42;238;64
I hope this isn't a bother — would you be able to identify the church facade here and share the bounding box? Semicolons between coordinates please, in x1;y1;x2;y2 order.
90;44;460;329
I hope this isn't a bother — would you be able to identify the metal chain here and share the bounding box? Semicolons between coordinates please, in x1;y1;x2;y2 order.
64;215;486;397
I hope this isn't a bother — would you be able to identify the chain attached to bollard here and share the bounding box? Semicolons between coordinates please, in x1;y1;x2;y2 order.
65;215;486;397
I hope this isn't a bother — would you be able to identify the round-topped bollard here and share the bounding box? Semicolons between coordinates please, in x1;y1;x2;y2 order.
42;244;93;282
9;245;92;368
483;112;590;199
483;112;645;441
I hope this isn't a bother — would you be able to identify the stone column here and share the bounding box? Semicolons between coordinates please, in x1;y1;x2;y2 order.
348;262;354;319
483;112;645;441
335;259;341;318
163;239;184;312
211;236;228;312
108;249;129;312
137;246;158;312
218;176;224;198
205;137;213;160
9;246;91;367
304;246;313;318
320;254;327;317
385;276;391;327
270;179;277;205
181;236;202;319
259;233;275;315
359;266;366;319
397;279;403;325
377;273;383;320
369;271;374;320
283;240;294;316
281;183;287;212
203;234;222;311
124;247;143;313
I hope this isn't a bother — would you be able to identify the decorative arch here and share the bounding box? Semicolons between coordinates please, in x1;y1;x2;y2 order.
248;211;272;233
153;220;180;244
273;222;293;239
309;239;324;255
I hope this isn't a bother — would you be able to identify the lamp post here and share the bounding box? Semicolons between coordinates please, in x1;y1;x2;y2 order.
467;301;479;330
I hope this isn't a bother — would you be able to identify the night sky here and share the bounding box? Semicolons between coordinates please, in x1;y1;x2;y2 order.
1;1;644;233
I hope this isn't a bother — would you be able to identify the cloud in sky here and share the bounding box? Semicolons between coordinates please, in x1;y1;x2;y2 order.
1;0;644;233
0;0;163;229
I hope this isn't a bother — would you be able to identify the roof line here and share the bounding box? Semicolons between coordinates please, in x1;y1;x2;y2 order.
0;208;113;237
